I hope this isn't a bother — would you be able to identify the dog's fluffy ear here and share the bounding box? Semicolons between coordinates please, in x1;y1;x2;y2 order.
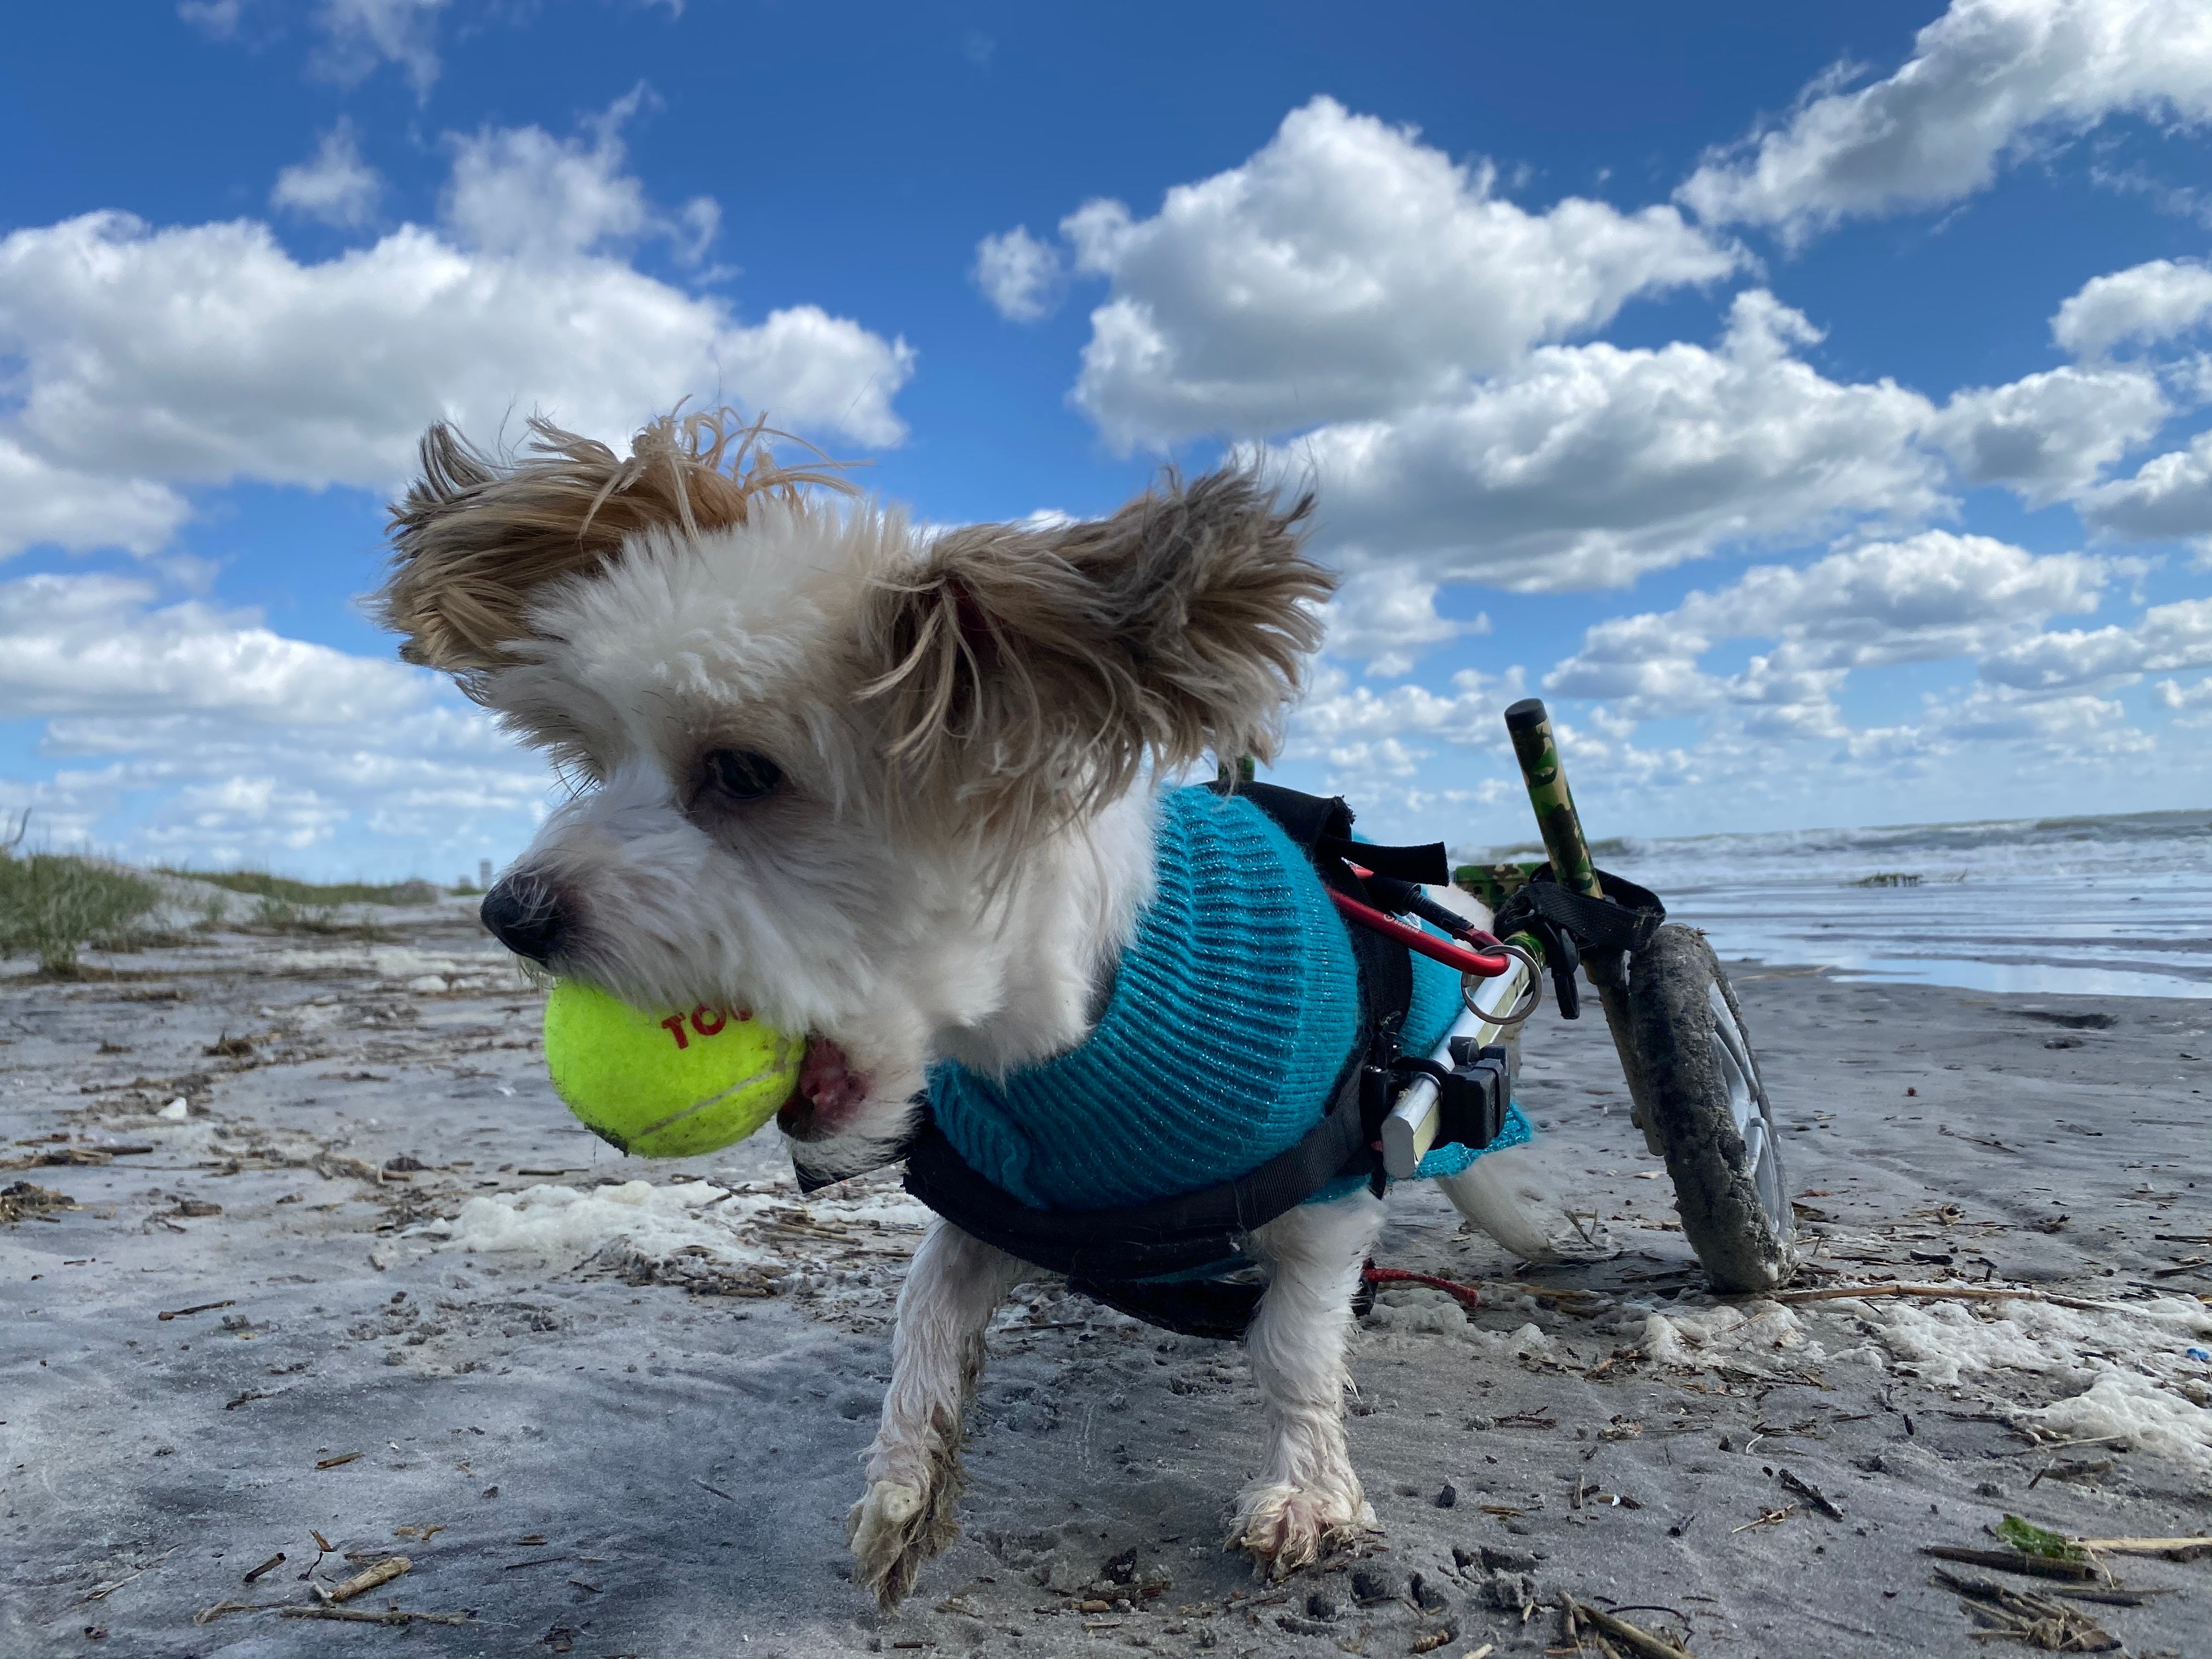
374;409;851;676
860;465;1331;849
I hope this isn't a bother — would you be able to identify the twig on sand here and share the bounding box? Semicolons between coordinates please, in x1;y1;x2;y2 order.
241;1553;285;1584
1561;1596;1695;1659
1731;1504;1796;1534
324;1556;409;1603
1931;1568;2118;1651
156;1300;234;1322
280;1606;472;1626
1775;1468;1843;1520
1923;1547;2097;1583
1772;1282;2121;1314
78;1548;177;1604
193;1600;273;1625
2075;1536;2212;1562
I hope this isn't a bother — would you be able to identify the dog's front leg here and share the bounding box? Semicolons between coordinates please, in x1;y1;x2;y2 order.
1233;1191;1385;1576
849;1218;1029;1608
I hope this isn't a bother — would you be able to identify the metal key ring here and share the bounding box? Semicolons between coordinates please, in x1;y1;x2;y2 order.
1463;941;1543;1026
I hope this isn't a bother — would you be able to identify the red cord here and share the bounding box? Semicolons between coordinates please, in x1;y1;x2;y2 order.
1362;1263;1484;1310
1328;889;1513;977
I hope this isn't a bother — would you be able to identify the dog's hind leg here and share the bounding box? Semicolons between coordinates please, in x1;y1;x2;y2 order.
1232;1190;1385;1577
1436;1142;1560;1263
849;1218;1030;1609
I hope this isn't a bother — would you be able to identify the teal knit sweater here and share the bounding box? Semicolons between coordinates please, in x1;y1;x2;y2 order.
926;786;1527;1213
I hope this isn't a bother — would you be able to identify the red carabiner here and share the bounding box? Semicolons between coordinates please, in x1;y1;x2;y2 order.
1327;889;1513;977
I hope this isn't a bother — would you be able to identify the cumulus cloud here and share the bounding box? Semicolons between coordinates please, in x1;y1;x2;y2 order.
312;0;448;96
0;439;188;560
442;89;717;264
1979;594;2212;687
271;120;383;228
2053;257;2212;356
0;205;913;521
1276;291;1943;591
0;571;427;721
0;570;545;865
1544;532;2113;730
1678;0;2212;239
973;226;1064;321
1063;95;1740;448
1928;362;2168;503
1319;569;1487;678
2078;429;2212;543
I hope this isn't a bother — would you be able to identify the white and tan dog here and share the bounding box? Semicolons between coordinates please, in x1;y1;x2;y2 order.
375;409;1554;1608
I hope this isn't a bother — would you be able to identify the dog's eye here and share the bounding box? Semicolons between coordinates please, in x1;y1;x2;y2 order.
704;749;783;802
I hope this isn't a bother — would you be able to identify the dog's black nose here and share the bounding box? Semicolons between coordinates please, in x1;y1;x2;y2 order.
480;875;564;963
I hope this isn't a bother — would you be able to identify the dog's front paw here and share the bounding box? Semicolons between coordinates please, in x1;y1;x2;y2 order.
1228;1481;1379;1579
847;1477;960;1609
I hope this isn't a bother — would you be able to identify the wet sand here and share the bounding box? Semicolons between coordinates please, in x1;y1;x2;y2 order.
3;901;2209;1657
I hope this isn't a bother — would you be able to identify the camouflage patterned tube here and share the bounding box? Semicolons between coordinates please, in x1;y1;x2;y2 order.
1502;697;1663;1154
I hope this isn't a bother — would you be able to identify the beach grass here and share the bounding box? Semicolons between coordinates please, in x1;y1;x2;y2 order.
0;853;163;975
153;868;441;907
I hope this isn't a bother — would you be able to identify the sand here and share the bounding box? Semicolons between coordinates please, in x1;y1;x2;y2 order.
3;901;2209;1657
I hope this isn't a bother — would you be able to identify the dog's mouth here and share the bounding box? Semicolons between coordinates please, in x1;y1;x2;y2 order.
776;1035;871;1143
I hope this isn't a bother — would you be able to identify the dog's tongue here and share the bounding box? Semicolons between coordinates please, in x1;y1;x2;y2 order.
778;1036;867;1141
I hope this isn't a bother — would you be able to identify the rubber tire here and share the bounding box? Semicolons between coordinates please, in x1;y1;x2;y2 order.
1627;924;1797;1294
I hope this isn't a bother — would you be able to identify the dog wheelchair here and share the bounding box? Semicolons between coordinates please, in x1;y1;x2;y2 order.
1440;697;1798;1293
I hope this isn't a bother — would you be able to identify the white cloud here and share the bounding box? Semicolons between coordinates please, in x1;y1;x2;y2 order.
313;0;448;96
2078;428;2212;543
1319;568;1486;678
0;438;188;560
2156;674;2212;724
0;571;427;721
1979;594;2212;687
0;571;546;867
973;226;1064;322
177;1;244;36
1928;362;2168;503
0;207;915;518
271;120;383;228
1678;0;2212;238
2053;257;2212;356
1276;291;1943;591
1063;95;1740;448
1544;532;2112;732
442;90;679;261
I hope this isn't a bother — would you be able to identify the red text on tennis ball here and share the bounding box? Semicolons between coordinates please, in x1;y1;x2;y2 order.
542;980;800;1158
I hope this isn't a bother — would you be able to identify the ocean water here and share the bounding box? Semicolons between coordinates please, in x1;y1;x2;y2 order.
1474;808;2212;998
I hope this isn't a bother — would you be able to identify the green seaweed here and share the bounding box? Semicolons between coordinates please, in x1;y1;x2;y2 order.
1995;1514;2085;1561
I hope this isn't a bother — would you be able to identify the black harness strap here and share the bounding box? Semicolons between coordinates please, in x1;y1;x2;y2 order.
1490;864;1664;1020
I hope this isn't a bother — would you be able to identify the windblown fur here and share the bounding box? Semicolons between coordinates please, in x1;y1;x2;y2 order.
859;471;1331;853
376;409;854;679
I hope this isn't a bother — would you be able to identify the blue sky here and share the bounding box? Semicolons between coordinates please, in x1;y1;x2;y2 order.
3;0;2210;879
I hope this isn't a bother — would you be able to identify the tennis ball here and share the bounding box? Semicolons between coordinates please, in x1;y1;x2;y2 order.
542;980;802;1158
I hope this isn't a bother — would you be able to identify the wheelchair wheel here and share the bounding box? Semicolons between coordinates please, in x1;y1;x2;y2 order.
1628;924;1796;1294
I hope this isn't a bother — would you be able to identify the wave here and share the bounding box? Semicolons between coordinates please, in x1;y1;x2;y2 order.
1465;808;2212;890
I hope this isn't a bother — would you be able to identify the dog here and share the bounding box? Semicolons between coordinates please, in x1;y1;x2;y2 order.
374;409;1558;1607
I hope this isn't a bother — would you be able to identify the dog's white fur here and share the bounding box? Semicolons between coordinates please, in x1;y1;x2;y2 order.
376;411;1554;1610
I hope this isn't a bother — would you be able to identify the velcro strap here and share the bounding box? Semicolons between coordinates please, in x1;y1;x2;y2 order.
1494;865;1664;955
1317;836;1451;885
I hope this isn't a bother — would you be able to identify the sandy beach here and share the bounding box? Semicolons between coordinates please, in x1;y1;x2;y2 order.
3;897;2209;1658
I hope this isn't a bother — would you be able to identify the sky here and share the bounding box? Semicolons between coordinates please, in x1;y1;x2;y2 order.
3;0;2211;881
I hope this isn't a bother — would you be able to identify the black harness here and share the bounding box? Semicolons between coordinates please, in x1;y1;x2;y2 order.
896;783;1442;1339
803;785;1663;1341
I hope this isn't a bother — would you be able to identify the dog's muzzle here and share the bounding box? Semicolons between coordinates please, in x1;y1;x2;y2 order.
480;873;564;963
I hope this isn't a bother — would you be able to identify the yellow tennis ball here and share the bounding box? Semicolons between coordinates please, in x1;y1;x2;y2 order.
542;980;801;1158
